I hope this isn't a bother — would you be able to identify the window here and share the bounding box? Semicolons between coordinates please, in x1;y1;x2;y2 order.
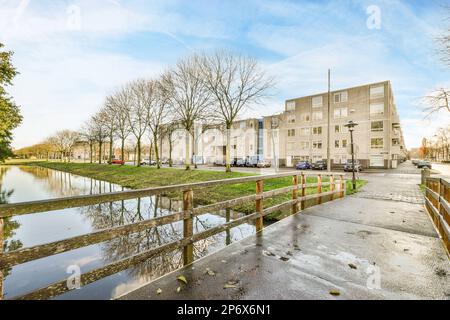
371;121;383;132
392;138;400;146
250;144;253;151
335;140;340;148
313;141;323;149
334;108;348;119
287;114;296;124
334;91;348;103
335;125;340;133
371;138;383;149
370;85;384;99
312;111;323;121
342;140;347;148
286;101;296;111
240;122;246;129
300;141;310;150
300;127;310;136
300;113;310;122
312;96;323;108
370;102;384;115
312;126;322;135
287;129;296;137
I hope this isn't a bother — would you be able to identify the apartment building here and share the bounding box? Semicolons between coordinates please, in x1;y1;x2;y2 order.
272;80;407;169
160;118;264;165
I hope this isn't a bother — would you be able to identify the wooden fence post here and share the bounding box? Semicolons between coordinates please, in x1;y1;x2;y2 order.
292;175;299;214
301;173;306;210
340;175;345;198
183;189;194;266
317;174;322;204
255;180;264;232
330;175;335;200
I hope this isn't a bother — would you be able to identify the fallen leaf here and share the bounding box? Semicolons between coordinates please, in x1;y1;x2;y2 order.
177;275;188;284
176;286;181;293
262;250;276;257
205;268;215;276
286;251;293;256
329;290;340;296
348;263;357;269
156;288;162;295
223;284;238;289
280;257;290;262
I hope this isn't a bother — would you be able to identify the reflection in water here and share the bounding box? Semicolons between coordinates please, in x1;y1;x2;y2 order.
0;166;255;299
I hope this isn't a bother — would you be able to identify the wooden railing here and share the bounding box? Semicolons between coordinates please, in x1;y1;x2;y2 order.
424;177;450;254
0;171;346;300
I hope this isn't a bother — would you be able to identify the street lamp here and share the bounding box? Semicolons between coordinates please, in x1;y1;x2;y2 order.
344;120;358;190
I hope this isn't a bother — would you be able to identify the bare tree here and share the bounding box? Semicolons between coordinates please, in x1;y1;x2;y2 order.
125;80;153;167
91;112;109;164
423;88;450;117
161;56;213;170
147;79;171;169
79;121;97;163
200;50;274;172
98;104;117;164
47;130;79;162
161;121;181;167
106;87;131;164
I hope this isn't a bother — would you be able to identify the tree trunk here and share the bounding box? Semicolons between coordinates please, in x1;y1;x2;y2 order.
137;138;141;167
121;138;125;165
109;131;113;164
154;134;160;169
225;124;232;172
185;130;191;170
89;143;93;163
99;141;102;164
169;134;173;167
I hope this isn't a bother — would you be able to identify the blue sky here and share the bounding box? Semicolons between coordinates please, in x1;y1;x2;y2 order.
1;0;449;149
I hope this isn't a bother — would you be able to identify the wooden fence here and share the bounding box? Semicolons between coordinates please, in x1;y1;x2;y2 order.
0;171;346;300
424;177;450;254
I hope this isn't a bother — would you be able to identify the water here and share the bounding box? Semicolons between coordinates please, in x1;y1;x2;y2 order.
0;166;255;300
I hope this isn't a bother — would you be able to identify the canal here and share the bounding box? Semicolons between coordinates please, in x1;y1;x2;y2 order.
0;165;255;300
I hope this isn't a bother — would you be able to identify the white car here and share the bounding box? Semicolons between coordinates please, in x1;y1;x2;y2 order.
140;159;156;166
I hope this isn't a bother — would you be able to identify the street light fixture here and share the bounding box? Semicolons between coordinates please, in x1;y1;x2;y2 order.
344;120;358;190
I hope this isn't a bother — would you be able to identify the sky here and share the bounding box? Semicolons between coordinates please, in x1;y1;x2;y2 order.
1;0;449;149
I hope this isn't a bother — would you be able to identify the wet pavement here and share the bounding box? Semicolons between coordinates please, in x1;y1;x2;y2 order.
119;170;450;300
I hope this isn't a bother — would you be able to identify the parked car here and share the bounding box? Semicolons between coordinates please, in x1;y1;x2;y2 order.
161;158;169;165
257;159;272;168
311;160;327;170
108;159;124;165
417;161;432;169
295;161;311;170
412;159;420;166
213;159;226;166
235;158;246;167
343;159;363;172
140;159;156;166
245;155;259;167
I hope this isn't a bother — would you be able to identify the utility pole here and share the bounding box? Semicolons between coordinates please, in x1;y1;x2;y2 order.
327;69;331;172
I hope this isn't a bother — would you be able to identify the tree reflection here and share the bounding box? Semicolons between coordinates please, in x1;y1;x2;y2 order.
79;195;224;289
0;166;23;300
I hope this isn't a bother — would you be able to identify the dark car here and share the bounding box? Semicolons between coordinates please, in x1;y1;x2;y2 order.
231;158;245;167
311;160;327;170
343;160;362;172
296;161;311;170
417;161;432;169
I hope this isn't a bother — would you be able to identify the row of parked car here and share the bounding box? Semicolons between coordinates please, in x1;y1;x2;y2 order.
295;159;363;172
411;159;432;169
213;158;272;168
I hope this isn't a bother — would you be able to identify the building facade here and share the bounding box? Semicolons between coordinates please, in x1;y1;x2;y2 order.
160;81;406;169
273;80;407;169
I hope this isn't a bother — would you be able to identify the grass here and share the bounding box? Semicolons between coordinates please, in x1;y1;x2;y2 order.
8;161;367;220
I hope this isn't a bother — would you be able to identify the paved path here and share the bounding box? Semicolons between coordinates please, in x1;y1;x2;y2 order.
119;172;449;300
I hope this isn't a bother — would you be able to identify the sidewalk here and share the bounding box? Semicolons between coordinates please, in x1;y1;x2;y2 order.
119;172;449;300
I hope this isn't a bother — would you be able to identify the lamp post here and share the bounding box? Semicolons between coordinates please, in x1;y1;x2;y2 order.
344;120;358;190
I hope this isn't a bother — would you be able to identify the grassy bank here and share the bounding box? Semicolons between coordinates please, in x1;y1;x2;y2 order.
12;161;367;220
